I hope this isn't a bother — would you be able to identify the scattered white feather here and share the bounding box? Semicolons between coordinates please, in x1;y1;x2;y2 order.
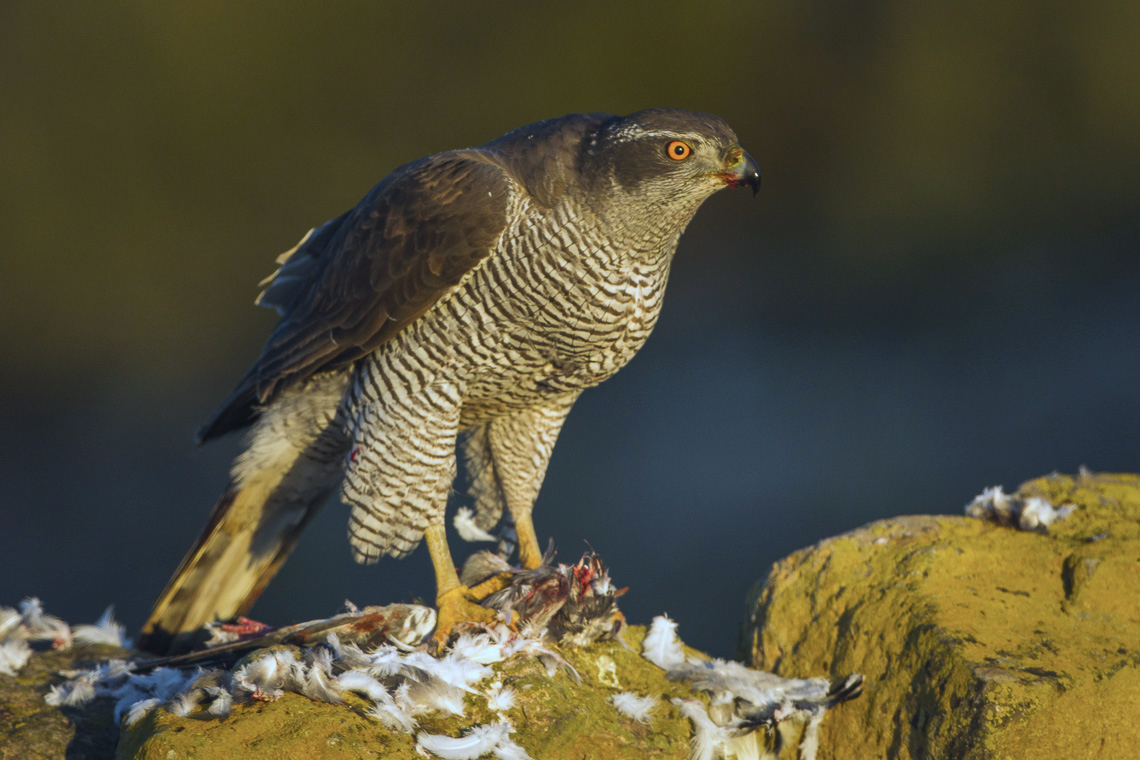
72;606;132;648
725;731;770;760
1020;497;1075;531
500;633;578;681
14;597;618;744
114;690;145;724
405;678;467;717
328;634;372;670
132;666;193;697
434;651;494;690
499;629;541;659
300;648;344;703
365;698;417;734
493;737;535;760
18;597;70;647
362;644;408;678
450;631;505;665
99;659;136;680
394;680;413;706
484;681;517;714
673;657;832;712
202;622;240;647
45;677;96;706
234;649;300;699
416;722;512;760
205;686;233;718
610;691;658;724
311;645;335;673
652;617;860;760
336;669;389;702
673;698;733;760
109;666;193;723
124;697;163;727
642;615;687;670
0;639;31;676
167;690;200;718
965;485;1013;521
454;507;497;542
799;710;825;760
0;607;22;640
324;631;345;657
17;597;46;628
965;486;1075;532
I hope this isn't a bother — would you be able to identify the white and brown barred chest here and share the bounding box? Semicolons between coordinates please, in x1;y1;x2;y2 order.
355;195;678;427
460;201;675;421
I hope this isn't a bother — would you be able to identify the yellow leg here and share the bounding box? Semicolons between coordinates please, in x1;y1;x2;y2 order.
424;521;461;596
424;522;497;645
512;510;543;570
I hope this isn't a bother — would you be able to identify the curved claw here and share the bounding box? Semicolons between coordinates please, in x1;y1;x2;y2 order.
433;585;499;646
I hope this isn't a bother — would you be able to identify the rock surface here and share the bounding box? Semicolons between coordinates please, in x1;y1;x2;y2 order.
740;471;1140;759
116;626;706;760
0;643;126;760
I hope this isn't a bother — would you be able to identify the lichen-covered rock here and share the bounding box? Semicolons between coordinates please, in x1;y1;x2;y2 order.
0;643;127;760
739;472;1140;760
117;627;704;760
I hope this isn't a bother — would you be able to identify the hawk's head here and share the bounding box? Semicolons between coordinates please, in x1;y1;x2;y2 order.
584;108;759;199
484;108;757;240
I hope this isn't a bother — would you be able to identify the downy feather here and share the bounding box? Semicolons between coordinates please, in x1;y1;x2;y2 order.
610;691;659;724
642;615;687;670
72;606;132;648
124;697;163;727
416;722;511;760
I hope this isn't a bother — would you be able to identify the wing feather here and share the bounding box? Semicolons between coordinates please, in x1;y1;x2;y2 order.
198;152;511;442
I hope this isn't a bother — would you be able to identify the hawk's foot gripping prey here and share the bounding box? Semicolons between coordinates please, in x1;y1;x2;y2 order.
423;521;504;644
139;109;759;656
433;586;501;647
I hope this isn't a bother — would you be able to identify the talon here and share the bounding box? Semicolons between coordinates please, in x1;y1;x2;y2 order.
433;585;499;644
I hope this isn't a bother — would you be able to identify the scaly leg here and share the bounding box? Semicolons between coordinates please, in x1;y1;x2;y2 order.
424;521;497;644
512;510;544;570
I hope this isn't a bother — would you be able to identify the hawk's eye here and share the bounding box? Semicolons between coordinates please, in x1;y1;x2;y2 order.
666;140;692;160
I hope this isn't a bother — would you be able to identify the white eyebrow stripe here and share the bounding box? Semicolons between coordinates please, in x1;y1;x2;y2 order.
606;125;706;145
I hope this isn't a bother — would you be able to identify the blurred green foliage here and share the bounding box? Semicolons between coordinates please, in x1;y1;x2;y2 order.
2;0;1138;388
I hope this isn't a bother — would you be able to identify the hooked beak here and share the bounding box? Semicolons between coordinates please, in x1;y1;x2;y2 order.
723;149;761;195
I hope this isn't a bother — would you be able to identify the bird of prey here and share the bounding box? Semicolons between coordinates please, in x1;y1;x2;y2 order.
139;109;759;654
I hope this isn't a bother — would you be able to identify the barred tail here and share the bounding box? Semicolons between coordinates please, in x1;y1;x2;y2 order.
138;471;331;655
141;371;351;655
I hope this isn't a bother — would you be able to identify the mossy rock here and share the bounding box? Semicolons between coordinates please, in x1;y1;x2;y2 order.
739;471;1140;760
0;643;128;760
117;627;711;760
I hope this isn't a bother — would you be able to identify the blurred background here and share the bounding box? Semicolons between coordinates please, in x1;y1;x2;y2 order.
2;1;1137;659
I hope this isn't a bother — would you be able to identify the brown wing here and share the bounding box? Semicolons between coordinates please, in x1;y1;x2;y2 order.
198;152;512;442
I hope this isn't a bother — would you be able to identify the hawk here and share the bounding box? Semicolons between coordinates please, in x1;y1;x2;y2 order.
140;109;759;654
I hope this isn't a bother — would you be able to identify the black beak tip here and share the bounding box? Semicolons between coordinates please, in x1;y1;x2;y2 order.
742;150;761;196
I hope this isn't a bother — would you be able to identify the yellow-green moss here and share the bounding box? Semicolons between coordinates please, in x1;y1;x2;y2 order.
117;629;716;760
0;643;127;760
740;472;1140;759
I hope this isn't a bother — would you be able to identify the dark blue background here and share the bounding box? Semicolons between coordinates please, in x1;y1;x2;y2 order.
2;1;1137;658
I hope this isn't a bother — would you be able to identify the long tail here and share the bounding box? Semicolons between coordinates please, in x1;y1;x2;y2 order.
138;475;329;655
140;373;351;655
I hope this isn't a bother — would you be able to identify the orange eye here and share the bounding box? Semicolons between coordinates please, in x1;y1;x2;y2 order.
666;140;691;160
